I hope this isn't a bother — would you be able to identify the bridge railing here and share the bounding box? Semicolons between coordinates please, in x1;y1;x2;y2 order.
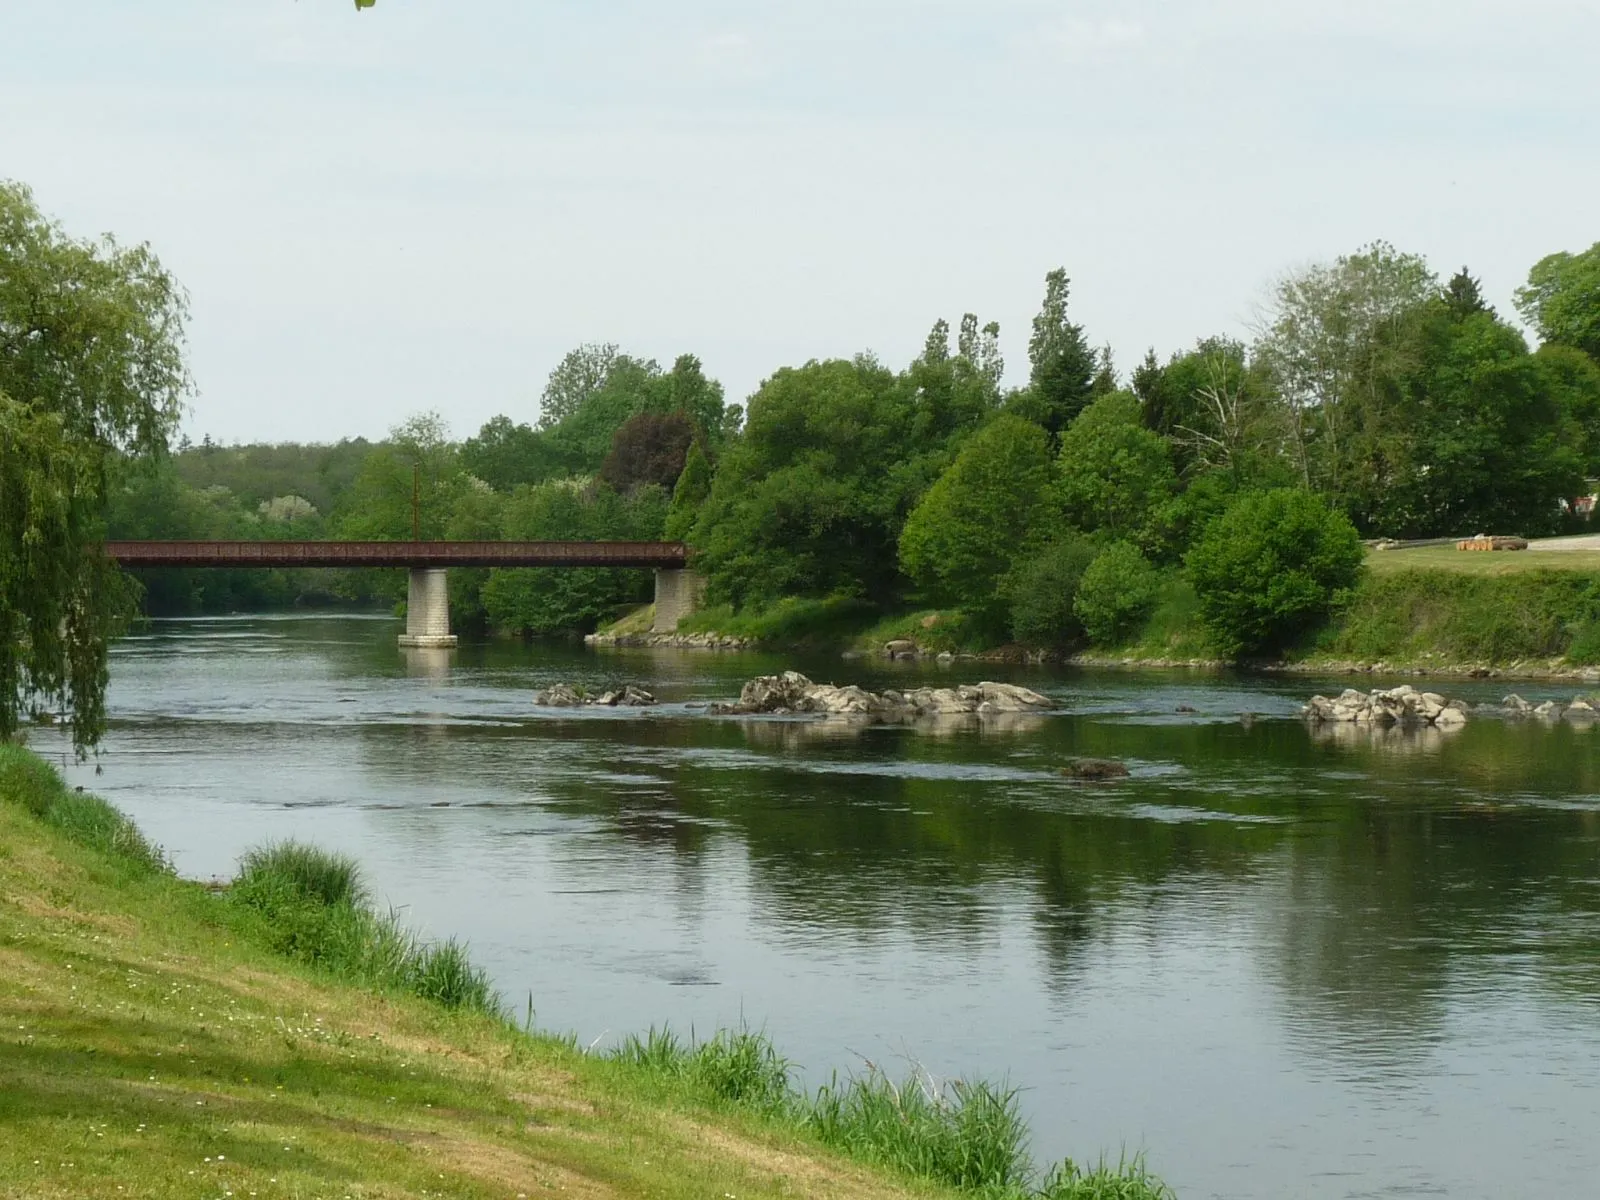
103;541;690;570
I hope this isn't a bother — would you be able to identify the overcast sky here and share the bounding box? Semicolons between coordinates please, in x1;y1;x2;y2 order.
5;1;1598;444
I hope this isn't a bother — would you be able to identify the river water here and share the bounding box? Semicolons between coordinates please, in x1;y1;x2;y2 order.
38;613;1600;1199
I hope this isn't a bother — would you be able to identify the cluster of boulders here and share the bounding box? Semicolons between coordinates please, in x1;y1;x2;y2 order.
708;671;1054;722
1305;686;1600;728
584;631;753;651
1302;685;1469;727
534;683;657;707
1486;694;1600;721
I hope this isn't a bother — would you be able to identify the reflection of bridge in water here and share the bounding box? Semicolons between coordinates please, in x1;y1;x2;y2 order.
104;541;700;648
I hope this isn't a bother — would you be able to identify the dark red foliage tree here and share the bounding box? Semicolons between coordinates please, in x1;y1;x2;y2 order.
599;410;696;493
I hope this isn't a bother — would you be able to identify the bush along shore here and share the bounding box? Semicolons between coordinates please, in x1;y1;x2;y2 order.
589;563;1600;683
0;743;1174;1200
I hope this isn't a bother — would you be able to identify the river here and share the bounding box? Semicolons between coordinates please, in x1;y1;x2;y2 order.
36;613;1600;1200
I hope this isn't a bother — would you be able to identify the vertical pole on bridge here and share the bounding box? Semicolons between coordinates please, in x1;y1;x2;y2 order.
398;568;457;648
411;464;421;542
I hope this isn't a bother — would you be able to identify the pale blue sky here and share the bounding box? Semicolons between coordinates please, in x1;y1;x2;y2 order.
5;1;1597;443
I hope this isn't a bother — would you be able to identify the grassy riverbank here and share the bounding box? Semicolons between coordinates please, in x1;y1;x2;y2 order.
0;745;1172;1200
600;553;1600;679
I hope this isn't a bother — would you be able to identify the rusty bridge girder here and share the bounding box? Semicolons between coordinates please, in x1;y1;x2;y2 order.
103;541;690;570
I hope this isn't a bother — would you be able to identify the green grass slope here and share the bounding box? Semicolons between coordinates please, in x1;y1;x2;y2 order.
0;745;1172;1200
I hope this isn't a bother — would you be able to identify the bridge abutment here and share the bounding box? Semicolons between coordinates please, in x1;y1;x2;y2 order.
652;568;706;633
398;568;457;648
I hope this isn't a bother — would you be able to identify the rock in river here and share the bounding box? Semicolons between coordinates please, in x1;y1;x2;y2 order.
1061;757;1130;781
710;671;1053;723
1302;685;1467;728
534;683;656;708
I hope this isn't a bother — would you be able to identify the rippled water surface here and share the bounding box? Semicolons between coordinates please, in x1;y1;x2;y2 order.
42;614;1600;1199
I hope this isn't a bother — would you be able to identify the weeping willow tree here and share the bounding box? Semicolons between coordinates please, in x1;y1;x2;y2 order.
1;181;189;753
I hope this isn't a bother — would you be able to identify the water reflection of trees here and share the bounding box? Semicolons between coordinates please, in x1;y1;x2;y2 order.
352;712;1600;1047
1261;791;1600;1074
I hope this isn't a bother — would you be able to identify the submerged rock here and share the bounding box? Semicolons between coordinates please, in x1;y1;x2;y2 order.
1303;685;1468;728
709;672;1054;723
534;683;656;708
1061;757;1129;781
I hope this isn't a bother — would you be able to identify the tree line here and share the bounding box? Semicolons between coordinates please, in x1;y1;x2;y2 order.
118;239;1600;657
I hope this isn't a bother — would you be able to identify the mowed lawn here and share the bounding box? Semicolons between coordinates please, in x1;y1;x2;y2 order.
0;800;947;1200
1366;543;1600;576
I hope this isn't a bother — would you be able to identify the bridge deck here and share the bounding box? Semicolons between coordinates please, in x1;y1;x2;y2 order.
104;541;689;569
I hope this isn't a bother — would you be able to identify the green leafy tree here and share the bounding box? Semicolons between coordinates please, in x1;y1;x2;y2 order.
171;438;371;514
651;354;732;448
1134;338;1282;481
538;350;729;477
1008;268;1097;437
335;412;465;543
1074;541;1161;645
1089;345;1118;398
1185;489;1364;658
1535;344;1600;479
442;479;507;633
904;315;1005;452
898;415;1058;616
538;343;620;429
664;441;713;541
1;181;188;751
109;461;248;614
956;312;1005;391
1385;305;1582;537
1444;267;1491;320
1516;241;1600;362
1256;242;1438;515
461;416;564;491
692;357;912;607
1055;391;1178;554
543;354;660;472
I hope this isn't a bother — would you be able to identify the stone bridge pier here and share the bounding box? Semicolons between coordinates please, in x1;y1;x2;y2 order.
652;568;706;633
396;565;703;646
398;568;457;648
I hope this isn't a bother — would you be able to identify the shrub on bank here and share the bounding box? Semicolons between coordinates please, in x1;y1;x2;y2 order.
612;1025;1175;1199
1005;537;1100;647
1186;489;1364;659
227;839;500;1016
1075;542;1162;646
237;841;367;907
808;1070;1032;1193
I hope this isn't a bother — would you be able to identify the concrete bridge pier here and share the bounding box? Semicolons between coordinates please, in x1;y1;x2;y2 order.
398;568;458;648
652;568;706;633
